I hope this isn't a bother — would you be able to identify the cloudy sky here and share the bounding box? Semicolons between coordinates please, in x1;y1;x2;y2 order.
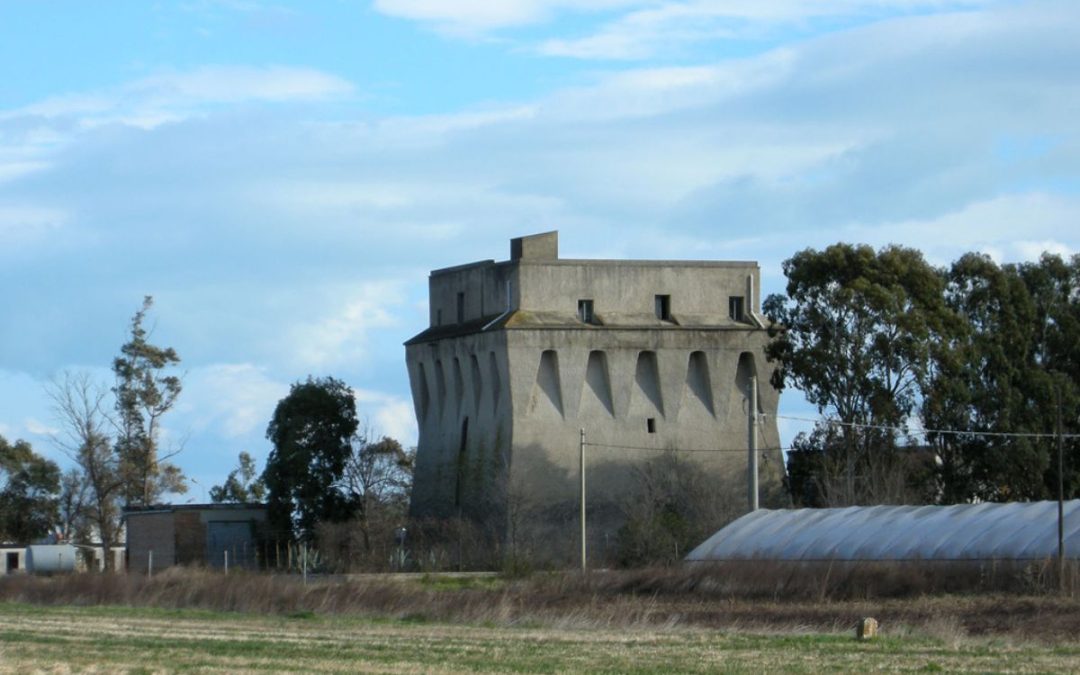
1;0;1077;499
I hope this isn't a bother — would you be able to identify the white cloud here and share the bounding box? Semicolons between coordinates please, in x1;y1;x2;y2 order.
375;0;997;56
353;388;418;445
1;66;353;131
1013;240;1075;262
287;282;406;370
0;206;68;250
373;0;649;34
0;161;50;184
24;418;59;436
177;363;288;439
841;193;1080;266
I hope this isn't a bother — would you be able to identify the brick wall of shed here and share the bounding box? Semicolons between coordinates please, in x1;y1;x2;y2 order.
174;511;206;566
127;513;176;572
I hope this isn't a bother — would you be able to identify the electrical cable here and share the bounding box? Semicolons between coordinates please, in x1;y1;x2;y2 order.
771;414;1080;440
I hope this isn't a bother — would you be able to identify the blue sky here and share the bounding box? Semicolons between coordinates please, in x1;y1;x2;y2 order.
1;0;1077;501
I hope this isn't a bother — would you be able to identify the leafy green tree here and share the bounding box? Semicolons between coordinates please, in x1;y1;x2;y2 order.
0;436;61;542
923;253;1080;502
764;243;951;505
210;451;267;503
263;377;359;541
112;296;186;506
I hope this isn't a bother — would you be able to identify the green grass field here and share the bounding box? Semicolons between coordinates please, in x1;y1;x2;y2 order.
1;603;1078;674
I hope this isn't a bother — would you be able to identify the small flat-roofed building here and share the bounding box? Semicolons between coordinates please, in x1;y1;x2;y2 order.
1;545;26;574
124;503;267;572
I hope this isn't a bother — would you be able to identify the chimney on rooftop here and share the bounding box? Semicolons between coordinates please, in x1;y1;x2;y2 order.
510;231;558;261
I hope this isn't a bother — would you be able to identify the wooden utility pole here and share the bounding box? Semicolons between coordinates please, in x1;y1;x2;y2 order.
580;428;587;572
749;374;759;511
1058;382;1066;594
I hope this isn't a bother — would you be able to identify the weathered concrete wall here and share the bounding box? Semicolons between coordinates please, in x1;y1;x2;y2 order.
427;261;517;328
515;259;761;324
408;328;512;522
406;232;784;561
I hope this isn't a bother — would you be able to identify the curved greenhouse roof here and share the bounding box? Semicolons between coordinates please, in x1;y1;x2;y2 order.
687;501;1080;562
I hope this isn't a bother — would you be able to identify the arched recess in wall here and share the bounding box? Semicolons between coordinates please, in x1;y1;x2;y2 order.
581;350;614;417
529;349;564;417
416;362;431;422
453;357;465;417
684;350;715;417
434;360;447;421
631;350;664;417
455;416;469;508
470;354;483;414
733;352;760;418
489;352;502;415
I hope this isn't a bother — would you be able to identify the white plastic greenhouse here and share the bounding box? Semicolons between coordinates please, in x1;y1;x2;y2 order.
686;501;1080;562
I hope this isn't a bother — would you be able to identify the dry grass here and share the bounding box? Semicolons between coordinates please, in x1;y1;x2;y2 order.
2;602;1080;674
1;562;1080;645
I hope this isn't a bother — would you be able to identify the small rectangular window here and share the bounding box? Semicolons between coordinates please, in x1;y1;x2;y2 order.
578;299;594;324
436;309;443;326
456;292;465;324
655;295;671;321
646;417;657;433
729;296;745;322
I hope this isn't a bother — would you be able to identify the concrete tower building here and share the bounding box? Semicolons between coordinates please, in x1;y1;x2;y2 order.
405;232;783;560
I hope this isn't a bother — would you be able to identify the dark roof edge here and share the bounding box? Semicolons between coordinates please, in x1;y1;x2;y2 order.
123;502;267;515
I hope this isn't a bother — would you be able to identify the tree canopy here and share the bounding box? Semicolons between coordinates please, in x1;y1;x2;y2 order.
764;243;949;505
0;436;60;543
767;245;1080;507
263;376;359;540
923;252;1080;502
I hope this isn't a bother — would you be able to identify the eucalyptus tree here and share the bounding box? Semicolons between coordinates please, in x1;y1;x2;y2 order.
112;296;186;506
210;451;266;503
924;253;1080;502
764;243;950;505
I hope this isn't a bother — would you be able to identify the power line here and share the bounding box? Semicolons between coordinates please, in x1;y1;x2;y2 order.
583;441;790;454
772;414;1080;441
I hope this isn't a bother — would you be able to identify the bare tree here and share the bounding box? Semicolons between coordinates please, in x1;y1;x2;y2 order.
616;450;743;567
48;371;124;570
340;428;413;554
54;468;89;544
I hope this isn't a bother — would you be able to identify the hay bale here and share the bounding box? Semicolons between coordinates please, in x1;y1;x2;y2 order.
857;617;879;640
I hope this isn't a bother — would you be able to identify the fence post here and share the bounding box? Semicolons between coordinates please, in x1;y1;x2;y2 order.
148;550;153;578
224;549;229;574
